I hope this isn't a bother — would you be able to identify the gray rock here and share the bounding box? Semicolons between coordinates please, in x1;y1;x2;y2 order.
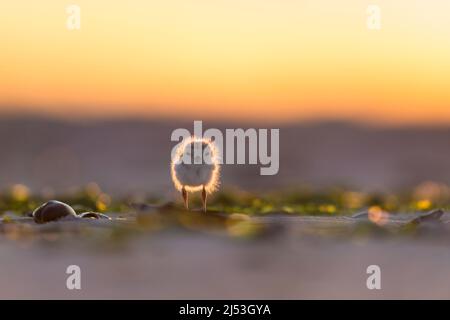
32;200;77;224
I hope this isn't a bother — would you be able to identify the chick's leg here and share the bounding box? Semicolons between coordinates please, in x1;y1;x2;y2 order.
182;186;188;210
202;185;207;213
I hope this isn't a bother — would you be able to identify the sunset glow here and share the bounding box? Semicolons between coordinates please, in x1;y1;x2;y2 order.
2;0;450;124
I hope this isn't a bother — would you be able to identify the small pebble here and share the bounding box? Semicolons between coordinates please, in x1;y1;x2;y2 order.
79;212;111;220
32;200;77;224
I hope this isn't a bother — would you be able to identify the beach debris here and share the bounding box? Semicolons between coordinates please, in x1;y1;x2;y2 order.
352;208;445;227
407;209;444;226
352;210;373;219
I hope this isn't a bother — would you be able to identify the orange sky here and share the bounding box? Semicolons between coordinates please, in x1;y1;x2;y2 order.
1;0;450;124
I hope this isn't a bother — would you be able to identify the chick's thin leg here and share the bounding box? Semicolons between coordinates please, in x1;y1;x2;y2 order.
202;185;207;213
182;186;188;210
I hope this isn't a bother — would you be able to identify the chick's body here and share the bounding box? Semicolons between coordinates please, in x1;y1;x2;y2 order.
171;137;220;211
174;162;214;188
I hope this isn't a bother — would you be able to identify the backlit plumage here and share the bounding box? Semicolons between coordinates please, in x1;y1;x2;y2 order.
171;136;220;211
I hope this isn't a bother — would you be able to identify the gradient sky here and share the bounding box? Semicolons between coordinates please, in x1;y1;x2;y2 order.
1;0;450;124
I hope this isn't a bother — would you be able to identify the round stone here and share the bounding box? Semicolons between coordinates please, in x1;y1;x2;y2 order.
32;200;77;224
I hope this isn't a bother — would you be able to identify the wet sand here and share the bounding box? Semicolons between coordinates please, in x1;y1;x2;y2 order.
1;213;450;299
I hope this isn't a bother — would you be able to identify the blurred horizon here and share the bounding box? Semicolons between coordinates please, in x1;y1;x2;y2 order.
4;108;450;128
1;115;450;195
2;0;450;125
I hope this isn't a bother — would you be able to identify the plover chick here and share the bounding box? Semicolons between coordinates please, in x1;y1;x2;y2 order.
171;136;220;212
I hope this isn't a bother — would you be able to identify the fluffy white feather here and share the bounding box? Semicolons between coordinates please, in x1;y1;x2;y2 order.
171;136;220;194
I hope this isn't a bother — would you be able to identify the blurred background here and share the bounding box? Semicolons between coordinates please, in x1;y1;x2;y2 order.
1;1;450;195
2;118;450;196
